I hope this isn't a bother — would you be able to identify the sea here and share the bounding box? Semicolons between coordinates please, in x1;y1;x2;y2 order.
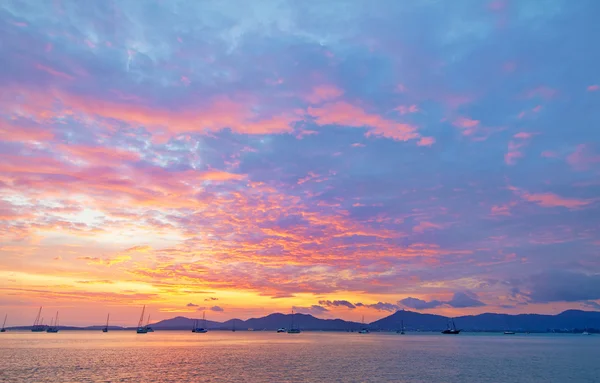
1;331;599;382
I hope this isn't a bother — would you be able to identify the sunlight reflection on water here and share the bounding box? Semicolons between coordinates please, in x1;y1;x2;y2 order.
1;331;599;382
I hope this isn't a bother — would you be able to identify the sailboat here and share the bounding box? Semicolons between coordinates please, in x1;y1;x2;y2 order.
145;314;154;332
358;315;369;334
441;319;461;334
102;314;109;333
396;320;405;334
136;306;148;334
31;307;46;332
46;312;60;333
1;314;7;332
193;312;208;333
287;309;301;334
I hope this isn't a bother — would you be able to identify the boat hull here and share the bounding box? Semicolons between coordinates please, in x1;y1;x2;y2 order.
441;330;461;334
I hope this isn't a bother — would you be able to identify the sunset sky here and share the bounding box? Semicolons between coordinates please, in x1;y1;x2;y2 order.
1;0;599;327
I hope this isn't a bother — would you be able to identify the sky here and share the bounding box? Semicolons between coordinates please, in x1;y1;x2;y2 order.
1;0;599;327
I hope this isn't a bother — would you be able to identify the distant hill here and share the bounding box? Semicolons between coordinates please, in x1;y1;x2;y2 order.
150;316;222;330
6;310;599;332
372;309;600;332
153;313;361;331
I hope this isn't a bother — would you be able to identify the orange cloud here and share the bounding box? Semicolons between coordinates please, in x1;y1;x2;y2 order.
197;170;246;182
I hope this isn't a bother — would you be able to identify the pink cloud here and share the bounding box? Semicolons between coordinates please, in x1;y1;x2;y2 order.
413;221;443;233
305;84;344;104
452;117;480;136
522;192;591;209
417;137;435;147
525;86;557;100
35;64;75;80
488;0;507;11
395;84;407;93
505;132;534;165
395;105;419;115
541;151;559;158
567;144;600;171
587;85;599;92
307;101;419;141
502;61;516;73
490;204;512;216
15;88;298;137
504;149;523;165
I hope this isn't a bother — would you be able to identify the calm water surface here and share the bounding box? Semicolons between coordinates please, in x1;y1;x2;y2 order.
1;331;599;382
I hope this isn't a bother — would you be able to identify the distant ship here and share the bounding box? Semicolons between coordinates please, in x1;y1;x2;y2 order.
102;314;109;333
136;306;148;334
441;319;461;334
396;320;405;335
358;315;369;334
277;328;286;333
193;312;208;333
1;314;7;332
504;331;516;335
46;312;60;333
31;307;47;332
287;309;301;334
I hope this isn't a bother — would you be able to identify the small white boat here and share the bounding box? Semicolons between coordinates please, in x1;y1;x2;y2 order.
582;331;591;335
504;331;516;335
277;328;286;333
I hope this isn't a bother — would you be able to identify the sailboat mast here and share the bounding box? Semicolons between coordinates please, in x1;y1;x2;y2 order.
203;311;206;328
137;306;146;328
146;314;151;327
291;309;295;329
33;307;42;326
106;314;110;328
2;314;6;330
55;311;59;327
